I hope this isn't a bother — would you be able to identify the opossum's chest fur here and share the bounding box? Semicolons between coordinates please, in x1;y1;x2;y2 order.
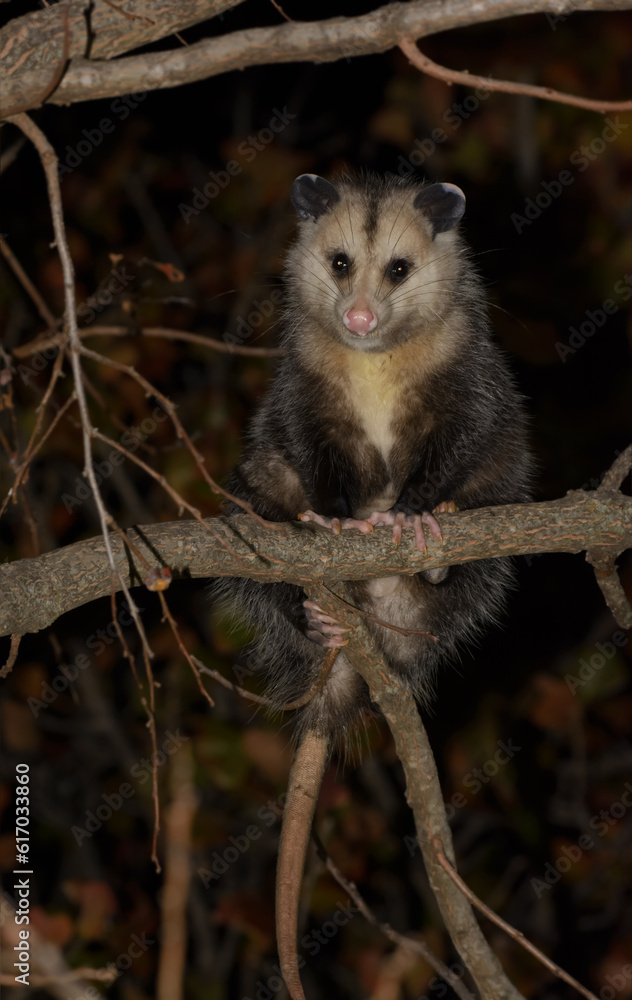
306;333;437;519
342;350;402;514
346;351;398;461
342;353;412;604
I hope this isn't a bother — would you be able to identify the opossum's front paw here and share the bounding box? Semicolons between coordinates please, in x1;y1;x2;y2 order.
303;600;351;648
298;510;374;535
365;510;442;553
433;500;459;515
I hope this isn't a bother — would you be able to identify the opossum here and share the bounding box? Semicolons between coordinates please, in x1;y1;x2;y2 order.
213;172;531;1000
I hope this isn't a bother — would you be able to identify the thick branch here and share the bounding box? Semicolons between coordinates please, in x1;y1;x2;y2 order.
2;0;631;119
0;0;242;75
1;490;630;637
307;585;525;1000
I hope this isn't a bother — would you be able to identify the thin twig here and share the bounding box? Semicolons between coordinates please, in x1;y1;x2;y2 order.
322;583;438;640
318;844;474;1000
268;0;292;21
80;366;156;456
0;137;27;176
195;659;275;707
0;634;23;679
600;443;632;491
90;427;223;535
158;594;215;709
12;324;284;359
0;237;57;328
399;39;632;114
78;342;278;527
433;840;599;1000
195;648;340;711
0;390;77;519
12;112;157;721
100;0;155;25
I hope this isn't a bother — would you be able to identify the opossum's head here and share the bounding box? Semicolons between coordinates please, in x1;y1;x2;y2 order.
286;173;467;353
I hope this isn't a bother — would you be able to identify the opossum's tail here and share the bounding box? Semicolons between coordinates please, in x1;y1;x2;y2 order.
276;726;331;1000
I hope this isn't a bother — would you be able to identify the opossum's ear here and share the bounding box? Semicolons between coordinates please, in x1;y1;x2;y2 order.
291;174;340;222
413;182;465;238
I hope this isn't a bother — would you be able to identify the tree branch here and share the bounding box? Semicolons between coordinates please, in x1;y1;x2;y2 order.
432;842;598;1000
2;0;631;119
1;489;630;637
399;38;632;112
307;585;525;1000
0;0;243;76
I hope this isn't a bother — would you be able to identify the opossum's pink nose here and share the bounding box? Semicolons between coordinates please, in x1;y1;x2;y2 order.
343;309;377;336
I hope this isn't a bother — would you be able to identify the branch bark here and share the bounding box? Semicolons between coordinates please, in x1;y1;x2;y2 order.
1;490;631;637
2;0;631;119
0;0;242;74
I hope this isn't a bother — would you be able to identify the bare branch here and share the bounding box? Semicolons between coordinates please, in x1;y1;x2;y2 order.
2;1;631;118
0;633;23;678
433;841;599;1000
399;39;632;112
156;745;197;1000
12;324;284;359
11;112;156;666
319;845;475;1000
0;0;243;75
307;584;525;1000
0;236;57;328
600;442;632;491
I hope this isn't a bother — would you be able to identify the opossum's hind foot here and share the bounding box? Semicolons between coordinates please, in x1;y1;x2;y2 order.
303;600;350;648
421;501;459;583
365;509;442;553
298;510;374;535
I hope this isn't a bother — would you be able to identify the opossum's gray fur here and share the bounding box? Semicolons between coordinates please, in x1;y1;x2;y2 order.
211;171;532;745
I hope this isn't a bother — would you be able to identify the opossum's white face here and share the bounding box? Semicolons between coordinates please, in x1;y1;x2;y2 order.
287;175;466;353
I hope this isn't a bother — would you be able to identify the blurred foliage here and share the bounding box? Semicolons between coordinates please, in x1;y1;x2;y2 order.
1;3;631;999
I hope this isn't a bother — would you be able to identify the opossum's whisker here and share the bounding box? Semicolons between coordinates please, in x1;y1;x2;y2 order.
425;303;460;340
389;214;417;256
387;199;408;244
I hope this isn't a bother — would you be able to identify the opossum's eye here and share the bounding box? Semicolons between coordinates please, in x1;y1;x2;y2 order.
331;253;349;274
389;259;410;282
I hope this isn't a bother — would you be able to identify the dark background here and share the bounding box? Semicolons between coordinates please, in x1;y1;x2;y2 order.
1;3;631;998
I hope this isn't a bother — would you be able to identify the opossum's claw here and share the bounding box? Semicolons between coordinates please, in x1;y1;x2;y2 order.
365;509;442;553
298;510;374;535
